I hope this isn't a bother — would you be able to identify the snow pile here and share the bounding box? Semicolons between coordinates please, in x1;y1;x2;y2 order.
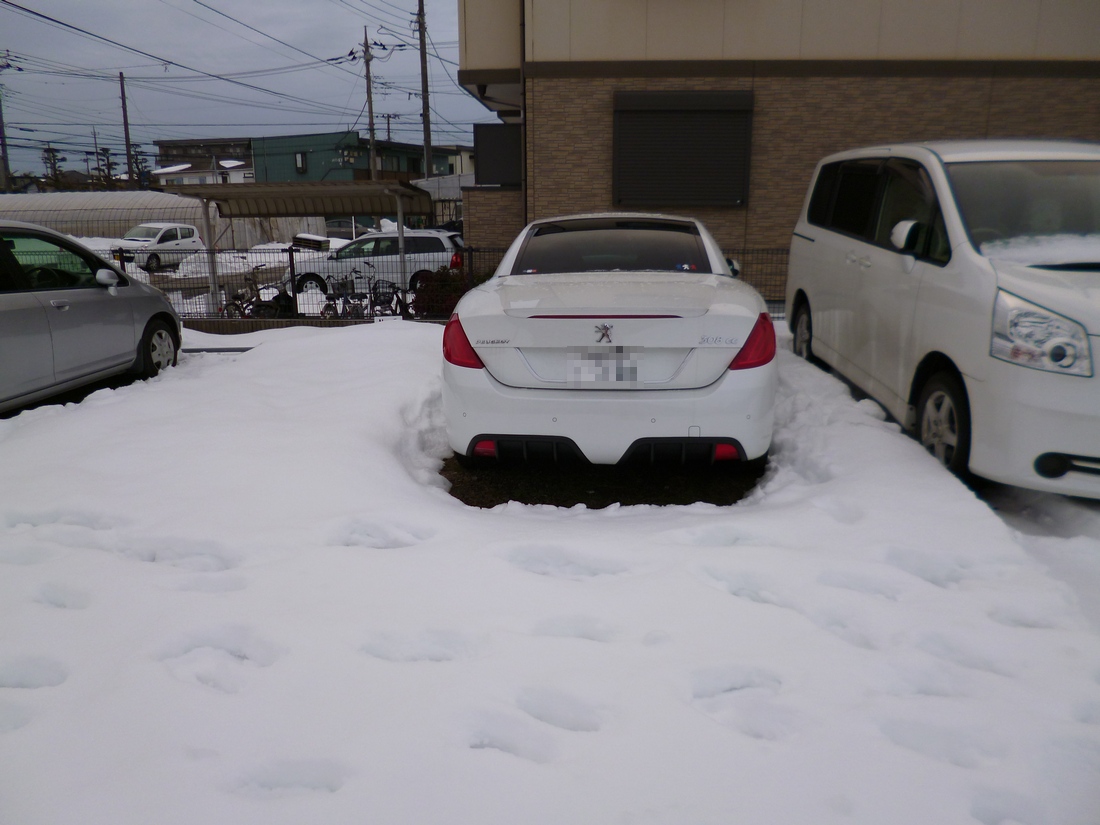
1;322;1098;825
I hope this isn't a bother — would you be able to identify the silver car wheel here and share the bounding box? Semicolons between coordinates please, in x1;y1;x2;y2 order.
149;329;176;371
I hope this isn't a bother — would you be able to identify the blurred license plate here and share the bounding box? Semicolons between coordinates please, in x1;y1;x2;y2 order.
567;346;639;384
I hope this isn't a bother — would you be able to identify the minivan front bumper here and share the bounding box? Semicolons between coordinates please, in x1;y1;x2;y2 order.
967;352;1100;498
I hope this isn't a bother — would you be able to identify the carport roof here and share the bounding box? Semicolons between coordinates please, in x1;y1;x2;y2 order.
155;180;434;218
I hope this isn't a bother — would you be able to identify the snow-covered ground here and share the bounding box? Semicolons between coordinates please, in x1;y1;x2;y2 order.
1;321;1098;825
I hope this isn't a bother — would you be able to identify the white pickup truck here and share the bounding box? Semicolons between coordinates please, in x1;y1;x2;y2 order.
116;222;205;271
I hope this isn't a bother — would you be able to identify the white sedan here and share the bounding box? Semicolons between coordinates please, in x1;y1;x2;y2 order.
442;213;777;466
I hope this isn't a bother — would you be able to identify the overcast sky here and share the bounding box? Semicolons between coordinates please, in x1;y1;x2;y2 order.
0;0;493;176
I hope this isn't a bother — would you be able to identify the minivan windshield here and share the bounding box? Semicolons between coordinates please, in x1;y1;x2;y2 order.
945;160;1100;266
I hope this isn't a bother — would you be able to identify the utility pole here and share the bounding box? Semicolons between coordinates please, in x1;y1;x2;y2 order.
416;0;432;179
92;127;101;188
364;27;376;181
119;73;136;188
0;88;11;193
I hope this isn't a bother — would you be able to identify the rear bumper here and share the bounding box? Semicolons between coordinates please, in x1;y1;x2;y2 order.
443;359;776;465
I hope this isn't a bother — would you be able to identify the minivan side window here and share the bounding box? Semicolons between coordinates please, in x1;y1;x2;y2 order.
876;160;950;265
808;158;951;265
809;159;881;239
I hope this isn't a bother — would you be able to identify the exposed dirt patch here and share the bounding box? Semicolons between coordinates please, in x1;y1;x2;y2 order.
440;457;766;509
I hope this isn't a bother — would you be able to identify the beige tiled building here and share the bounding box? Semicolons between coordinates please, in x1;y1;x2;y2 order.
458;0;1100;261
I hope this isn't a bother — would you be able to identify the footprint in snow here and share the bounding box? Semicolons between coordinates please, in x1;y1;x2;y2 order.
691;665;809;740
658;524;763;548
0;544;55;566
530;615;617;643
507;544;630;579
969;787;1045;825
879;718;1007;769
231;759;350;797
916;632;1018;678
516;687;603;732
360;630;476;662
700;568;792;609
35;583;91;609
113;535;241;572
0;656;68;689
816;568;907;601
327;518;433;549
809;494;865;525
468;711;558;763
0;701;32;733
882;545;975;588
156;626;281;693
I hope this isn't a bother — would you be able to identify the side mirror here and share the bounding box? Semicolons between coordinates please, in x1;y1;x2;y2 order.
890;220;921;253
726;258;741;278
96;268;120;295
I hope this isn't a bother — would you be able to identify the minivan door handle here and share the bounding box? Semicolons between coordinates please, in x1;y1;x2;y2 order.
49;299;71;311
846;252;872;268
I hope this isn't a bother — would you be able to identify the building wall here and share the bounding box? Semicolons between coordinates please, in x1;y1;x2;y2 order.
522;64;1100;249
523;0;1100;62
464;186;526;250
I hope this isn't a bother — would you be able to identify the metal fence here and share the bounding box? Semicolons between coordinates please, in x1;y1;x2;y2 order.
84;243;788;323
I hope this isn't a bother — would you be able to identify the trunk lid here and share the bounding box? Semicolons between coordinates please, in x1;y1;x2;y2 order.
458;273;764;390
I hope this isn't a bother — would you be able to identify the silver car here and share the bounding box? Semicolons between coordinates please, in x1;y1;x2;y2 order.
1;220;181;414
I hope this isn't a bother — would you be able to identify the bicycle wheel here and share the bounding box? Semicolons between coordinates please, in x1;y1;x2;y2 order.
320;302;338;319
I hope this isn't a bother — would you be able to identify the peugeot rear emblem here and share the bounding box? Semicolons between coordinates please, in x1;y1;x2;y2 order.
595;323;613;343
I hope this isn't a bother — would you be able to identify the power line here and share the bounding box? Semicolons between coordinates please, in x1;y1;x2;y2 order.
0;1;354;112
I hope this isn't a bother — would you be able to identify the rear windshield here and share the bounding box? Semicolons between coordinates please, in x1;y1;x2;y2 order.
511;219;711;275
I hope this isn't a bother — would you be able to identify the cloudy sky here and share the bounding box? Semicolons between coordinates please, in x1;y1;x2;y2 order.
0;0;493;176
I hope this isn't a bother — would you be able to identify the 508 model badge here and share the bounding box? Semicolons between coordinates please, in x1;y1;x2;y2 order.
595;323;613;343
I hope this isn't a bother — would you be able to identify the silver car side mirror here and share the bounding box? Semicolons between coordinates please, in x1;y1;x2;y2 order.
96;268;120;295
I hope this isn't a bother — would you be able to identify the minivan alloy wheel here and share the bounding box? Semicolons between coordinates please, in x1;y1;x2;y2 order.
916;371;971;475
793;304;813;360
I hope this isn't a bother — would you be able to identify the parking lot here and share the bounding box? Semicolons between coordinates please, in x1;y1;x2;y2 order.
2;320;1098;825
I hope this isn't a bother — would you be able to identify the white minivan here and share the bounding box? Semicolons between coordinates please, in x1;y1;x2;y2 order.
785;139;1100;499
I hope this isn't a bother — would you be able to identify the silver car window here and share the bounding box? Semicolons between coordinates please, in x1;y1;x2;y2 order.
6;233;99;290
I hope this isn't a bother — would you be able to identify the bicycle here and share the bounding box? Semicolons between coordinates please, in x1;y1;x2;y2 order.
223;274;281;318
320;276;369;319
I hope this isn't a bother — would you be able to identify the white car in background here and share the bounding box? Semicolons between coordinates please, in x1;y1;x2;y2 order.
785;139;1100;498
116;222;204;272
442;213;777;466
292;228;464;295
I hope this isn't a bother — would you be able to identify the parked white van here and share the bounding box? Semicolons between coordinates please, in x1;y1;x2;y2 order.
117;222;204;272
785;140;1100;498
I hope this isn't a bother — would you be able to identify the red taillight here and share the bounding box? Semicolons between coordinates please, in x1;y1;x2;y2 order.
713;443;740;461
443;313;484;369
450;251;463;270
729;313;776;370
472;439;497;458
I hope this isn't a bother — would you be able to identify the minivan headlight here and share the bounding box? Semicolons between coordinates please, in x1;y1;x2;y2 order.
991;290;1093;377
